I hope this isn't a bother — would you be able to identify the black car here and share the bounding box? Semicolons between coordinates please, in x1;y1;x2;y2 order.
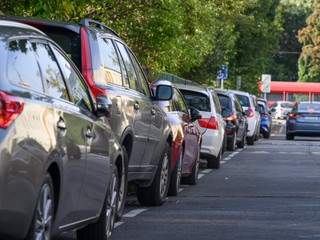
215;89;248;151
286;101;320;140
0;15;175;209
0;20;123;240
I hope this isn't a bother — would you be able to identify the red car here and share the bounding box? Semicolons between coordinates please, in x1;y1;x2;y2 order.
151;80;202;196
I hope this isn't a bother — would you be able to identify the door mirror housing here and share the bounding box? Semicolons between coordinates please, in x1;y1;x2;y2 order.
96;94;112;118
152;85;173;101
222;108;232;118
189;107;202;122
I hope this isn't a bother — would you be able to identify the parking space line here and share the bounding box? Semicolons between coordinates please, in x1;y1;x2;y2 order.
223;157;231;161
198;173;205;179
123;208;148;218
115;222;124;228
201;169;213;174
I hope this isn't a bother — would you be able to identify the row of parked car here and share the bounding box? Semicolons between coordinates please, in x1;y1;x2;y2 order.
0;15;272;240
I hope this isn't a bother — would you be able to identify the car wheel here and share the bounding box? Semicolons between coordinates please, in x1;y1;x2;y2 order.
286;133;294;140
247;135;255;145
26;173;54;240
116;146;129;221
263;131;270;139
181;146;200;185
227;132;237;151
207;148;221;169
168;147;183;196
137;142;170;206
77;168;118;240
237;130;246;148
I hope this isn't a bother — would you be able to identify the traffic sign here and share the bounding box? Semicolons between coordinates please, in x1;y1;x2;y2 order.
261;74;271;93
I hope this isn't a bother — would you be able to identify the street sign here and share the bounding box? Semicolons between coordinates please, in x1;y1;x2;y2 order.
261;74;271;93
217;64;228;80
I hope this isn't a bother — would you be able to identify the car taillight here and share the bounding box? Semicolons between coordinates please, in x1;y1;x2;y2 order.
226;114;237;121
198;116;219;130
261;113;268;117
246;107;254;118
289;113;300;119
0;91;24;128
80;26;108;99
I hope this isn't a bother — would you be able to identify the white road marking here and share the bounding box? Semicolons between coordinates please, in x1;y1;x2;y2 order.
198;173;205;179
115;222;124;228
223;157;231;161
220;160;226;164
201;169;213;174
123;208;148;218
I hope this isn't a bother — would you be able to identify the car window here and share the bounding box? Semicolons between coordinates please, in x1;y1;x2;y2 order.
236;94;250;107
52;46;93;112
218;94;231;109
172;88;188;114
115;41;139;92
234;96;243;113
280;102;294;108
7;39;44;92
128;50;150;97
32;42;69;100
297;102;320;112
211;91;221;114
99;38;123;86
179;89;210;112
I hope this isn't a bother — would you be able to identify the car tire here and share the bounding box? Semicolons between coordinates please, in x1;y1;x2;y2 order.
137;142;170;206
207;148;221;169
116;146;129;221
247;135;255;145
77;168;118;240
168;147;183;196
263;131;270;139
227;132;237;151
26;173;54;240
286;133;294;140
237;131;246;148
181;147;200;185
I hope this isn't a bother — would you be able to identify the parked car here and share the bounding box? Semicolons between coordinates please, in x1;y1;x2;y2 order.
0;20;124;240
1;15;175;208
257;98;272;138
229;90;260;145
151;80;202;195
176;84;225;169
215;89;248;151
286;101;320;140
270;101;294;119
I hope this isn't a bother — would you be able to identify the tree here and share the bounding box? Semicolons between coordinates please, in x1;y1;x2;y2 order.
298;0;320;82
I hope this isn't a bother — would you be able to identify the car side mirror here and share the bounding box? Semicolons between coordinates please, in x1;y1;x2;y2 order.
153;85;173;101
96;94;112;118
244;109;250;115
270;108;276;112
189;107;202;122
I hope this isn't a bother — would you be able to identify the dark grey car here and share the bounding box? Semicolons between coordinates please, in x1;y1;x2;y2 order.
0;20;123;240
0;15;174;209
286;101;320;140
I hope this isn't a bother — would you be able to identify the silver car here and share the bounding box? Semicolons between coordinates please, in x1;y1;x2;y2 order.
0;20;123;240
270;101;294;119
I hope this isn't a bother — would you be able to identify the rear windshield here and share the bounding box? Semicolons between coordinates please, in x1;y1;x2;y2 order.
235;94;250;107
218;94;231;109
297;102;320;112
179;90;211;112
280;102;294;108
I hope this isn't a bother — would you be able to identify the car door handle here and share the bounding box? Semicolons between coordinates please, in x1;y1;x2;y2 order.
151;108;156;115
134;102;140;110
57;118;67;130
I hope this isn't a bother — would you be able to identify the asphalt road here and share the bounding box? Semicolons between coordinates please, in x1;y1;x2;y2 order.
57;119;320;240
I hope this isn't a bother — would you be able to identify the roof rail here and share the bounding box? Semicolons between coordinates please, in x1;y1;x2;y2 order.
79;18;120;37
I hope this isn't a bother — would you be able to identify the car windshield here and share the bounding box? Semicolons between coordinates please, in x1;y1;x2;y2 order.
280;102;294;108
297;102;320;113
180;90;211;112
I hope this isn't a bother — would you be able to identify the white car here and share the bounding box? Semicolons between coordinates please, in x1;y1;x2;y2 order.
269;101;294;119
176;84;226;169
229;90;260;145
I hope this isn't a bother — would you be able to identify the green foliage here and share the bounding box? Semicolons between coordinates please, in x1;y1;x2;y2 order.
298;0;320;82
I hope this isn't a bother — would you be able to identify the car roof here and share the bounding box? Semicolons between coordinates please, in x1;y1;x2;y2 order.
175;83;211;96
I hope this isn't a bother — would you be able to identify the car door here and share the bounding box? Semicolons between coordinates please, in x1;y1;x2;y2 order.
32;40;87;227
51;45;112;221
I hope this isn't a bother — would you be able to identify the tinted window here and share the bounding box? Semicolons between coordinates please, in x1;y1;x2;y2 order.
280;102;294;108
297;102;320;112
236;94;250;107
172;88;188;113
99;38;122;85
52;46;92;112
116;41;139;91
33;42;69;100
7;39;43;92
218;94;231;109
180;90;210;112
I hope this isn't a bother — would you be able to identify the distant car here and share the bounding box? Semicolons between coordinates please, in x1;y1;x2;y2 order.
151;80;202;195
176;84;225;169
257;98;272;138
286;101;320;140
0;20;123;240
270;101;294;119
215;89;248;151
229;90;260;145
